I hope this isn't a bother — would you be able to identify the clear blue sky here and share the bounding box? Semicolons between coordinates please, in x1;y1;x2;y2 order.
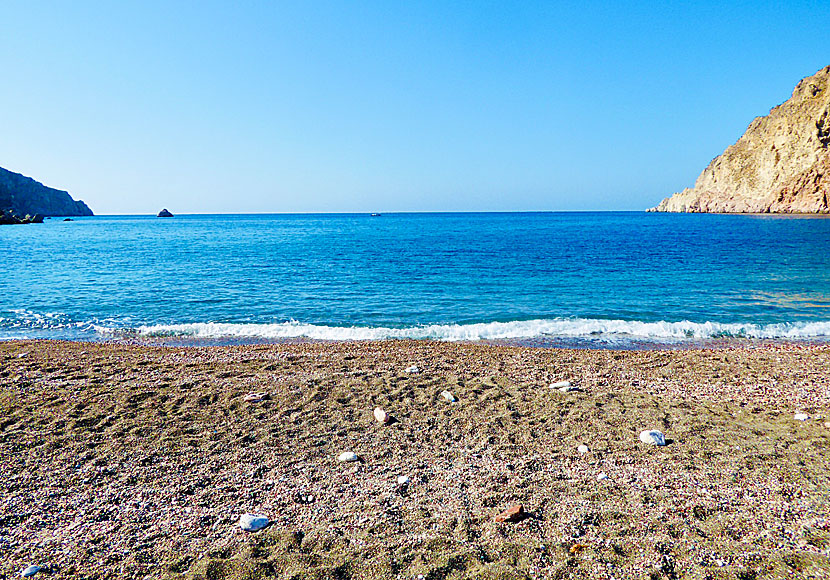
1;1;828;214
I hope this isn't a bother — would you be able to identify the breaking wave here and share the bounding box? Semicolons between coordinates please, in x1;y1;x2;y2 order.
133;318;830;342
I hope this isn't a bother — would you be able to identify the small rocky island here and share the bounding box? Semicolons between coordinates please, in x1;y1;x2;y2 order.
157;208;174;217
0;165;93;223
650;65;830;213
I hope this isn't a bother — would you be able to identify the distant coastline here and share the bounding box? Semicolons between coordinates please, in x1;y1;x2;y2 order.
0;165;92;219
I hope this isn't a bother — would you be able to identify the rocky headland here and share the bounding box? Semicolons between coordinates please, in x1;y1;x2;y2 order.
0;166;93;220
650;65;830;213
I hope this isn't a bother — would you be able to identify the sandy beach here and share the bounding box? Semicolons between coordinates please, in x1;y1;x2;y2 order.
1;339;829;579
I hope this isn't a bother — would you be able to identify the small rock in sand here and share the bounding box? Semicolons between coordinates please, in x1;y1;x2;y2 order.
405;365;419;374
373;407;390;424
239;514;269;532
639;429;666;446
243;392;269;402
824;421;830;429
17;353;28;359
552;380;581;392
20;565;41;577
794;413;810;421
338;451;359;462
597;472;609;481
494;504;525;523
440;390;457;403
577;445;590;454
397;475;410;485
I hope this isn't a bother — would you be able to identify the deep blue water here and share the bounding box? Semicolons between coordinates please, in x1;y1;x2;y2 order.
3;212;830;346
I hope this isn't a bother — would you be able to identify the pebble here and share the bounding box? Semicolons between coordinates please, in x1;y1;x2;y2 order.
20;565;41;577
397;475;410;485
824;422;830;429
794;413;810;421
597;472;609;481
552;380;581;392
238;513;270;532
639;429;666;446
338;451;359;462
494;504;525;523
440;390;457;403
405;365;419;374
577;445;590;454
17;353;28;359
373;407;390;424
243;392;268;402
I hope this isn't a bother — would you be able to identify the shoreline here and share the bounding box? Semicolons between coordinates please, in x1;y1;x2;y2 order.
3;335;830;352
2;339;829;579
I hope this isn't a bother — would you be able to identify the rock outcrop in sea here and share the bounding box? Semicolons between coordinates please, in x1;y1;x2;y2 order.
0;166;93;217
650;65;830;213
0;209;44;225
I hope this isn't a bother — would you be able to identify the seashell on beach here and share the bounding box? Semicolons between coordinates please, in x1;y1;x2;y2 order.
440;390;457;403
639;429;666;446
20;565;41;577
794;413;810;421
577;445;589;454
243;392;269;402
374;407;390;424
238;513;270;532
338;451;359;462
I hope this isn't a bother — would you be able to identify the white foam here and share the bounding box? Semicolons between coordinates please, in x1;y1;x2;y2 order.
131;318;830;342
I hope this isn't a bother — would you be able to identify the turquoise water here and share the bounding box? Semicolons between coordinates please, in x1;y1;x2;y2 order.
3;212;830;346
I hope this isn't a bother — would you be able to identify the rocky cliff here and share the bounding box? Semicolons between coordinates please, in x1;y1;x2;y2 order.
0;166;93;217
650;66;830;213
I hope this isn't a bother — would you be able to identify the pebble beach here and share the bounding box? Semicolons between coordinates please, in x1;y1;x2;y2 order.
1;339;829;579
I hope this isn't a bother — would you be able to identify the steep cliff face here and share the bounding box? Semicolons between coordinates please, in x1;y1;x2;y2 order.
0;166;93;216
650;66;830;213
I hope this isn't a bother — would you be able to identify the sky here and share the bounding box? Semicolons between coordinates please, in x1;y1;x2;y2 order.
1;1;828;214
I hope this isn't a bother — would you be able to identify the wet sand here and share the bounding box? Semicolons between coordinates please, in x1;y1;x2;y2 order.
1;340;829;579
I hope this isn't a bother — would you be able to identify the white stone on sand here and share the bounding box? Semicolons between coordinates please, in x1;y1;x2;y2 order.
794;413;810;421
20;566;41;577
243;392;268;402
405;365;420;373
239;514;270;532
374;407;390;424
597;472;609;481
550;380;571;389
577;445;589;454
397;475;410;485
440;390;457;403
338;451;359;462
639;429;666;446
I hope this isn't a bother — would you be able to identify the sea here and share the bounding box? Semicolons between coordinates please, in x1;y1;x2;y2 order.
3;212;830;349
